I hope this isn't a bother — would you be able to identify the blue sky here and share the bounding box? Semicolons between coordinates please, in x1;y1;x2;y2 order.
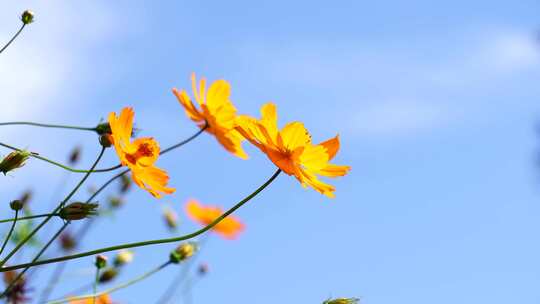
1;1;540;303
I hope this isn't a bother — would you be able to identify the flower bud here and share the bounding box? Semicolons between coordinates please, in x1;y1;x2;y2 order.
60;232;76;252
323;298;360;304
99;268;118;283
59;202;99;221
113;250;134;267
21;10;34;25
68;146;82;165
169;242;198;264
108;196;124;208
9;200;23;211
95;122;111;135
119;174;132;193
19;190;32;206
95;255;108;269
99;134;113;148
163;208;178;230
0;150;30;175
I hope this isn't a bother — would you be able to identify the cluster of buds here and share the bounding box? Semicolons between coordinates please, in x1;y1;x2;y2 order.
59;202;99;221
0;150;31;175
323;298;360;304
169;242;198;264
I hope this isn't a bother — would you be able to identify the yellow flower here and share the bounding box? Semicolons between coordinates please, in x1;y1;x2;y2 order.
108;107;175;198
236;103;350;198
172;73;248;159
69;293;112;304
185;199;244;239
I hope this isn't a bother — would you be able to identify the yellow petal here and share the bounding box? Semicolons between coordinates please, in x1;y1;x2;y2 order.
278;122;311;151
319;135;340;160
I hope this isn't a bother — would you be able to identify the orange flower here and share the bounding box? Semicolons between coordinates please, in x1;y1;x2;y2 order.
185;199;244;239
69;293;112;304
108;107;175;198
235;103;350;198
172;73;248;159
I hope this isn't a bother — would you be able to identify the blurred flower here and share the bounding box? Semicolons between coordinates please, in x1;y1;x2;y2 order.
163;207;178;230
19;190;32;206
119;174;132;194
173;73;248;159
323;298;360;304
113;250;134;267
59;203;99;221
0;150;31;175
236;103;350;198
185;199;244;240
69;294;112;304
108;196;124;209
3;270;30;303
60;232;77;252
170;242;198;264
68;146;82;165
108;107;175;198
98;268;118;283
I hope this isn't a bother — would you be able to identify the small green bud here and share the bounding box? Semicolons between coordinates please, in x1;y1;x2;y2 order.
0;150;31;175
323;298;360;304
59;202;99;221
21;10;34;25
169;242;198;264
9;200;23;211
113;250;134;267
99;267;118;283
99;134;113;148
108;196;124;208
95;255;108;269
95;122;111;135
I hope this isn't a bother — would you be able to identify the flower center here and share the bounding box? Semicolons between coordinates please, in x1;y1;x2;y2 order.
125;143;155;165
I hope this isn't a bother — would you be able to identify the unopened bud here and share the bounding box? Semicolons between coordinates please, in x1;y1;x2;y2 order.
108;196;124;208
59;202;99;221
99;134;113;148
9;200;23;211
113;250;134;267
95;255;108;269
60;232;76;251
0;150;30;175
169;242;197;264
163;208;178;230
95;122;111;135
68;146;82;165
323;298;360;304
21;10;34;25
99;268;118;283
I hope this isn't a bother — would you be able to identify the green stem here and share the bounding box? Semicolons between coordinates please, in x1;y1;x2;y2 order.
0;121;96;131
1;222;69;297
0;213;60;224
0;142;120;173
93;267;100;304
161;124;208;154
49;261;172;304
0;23;25;54
2;169;281;272
0;210;19;257
0;147;106;268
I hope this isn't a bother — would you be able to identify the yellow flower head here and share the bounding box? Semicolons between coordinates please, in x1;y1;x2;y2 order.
69;293;112;304
236;103;350;198
185;199;244;240
172;73;247;159
108;107;175;198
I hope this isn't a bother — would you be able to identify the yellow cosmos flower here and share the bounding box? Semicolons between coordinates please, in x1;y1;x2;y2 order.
235;103;350;198
69;293;112;304
185;199;244;239
172;73;248;159
108;107;175;198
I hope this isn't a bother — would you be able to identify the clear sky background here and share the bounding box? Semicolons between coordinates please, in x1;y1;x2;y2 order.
1;1;540;303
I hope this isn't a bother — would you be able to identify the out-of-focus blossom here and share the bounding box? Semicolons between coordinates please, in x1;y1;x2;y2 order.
185;199;244;240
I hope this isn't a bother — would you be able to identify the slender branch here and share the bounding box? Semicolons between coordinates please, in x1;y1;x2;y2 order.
0;213;60;224
48;261;172;304
161;124;208;154
2;169;281;272
0;210;18;257
0;122;96;131
0;142;120;173
93;267;100;304
0;24;25;54
0;147;106;268
1;222;69;297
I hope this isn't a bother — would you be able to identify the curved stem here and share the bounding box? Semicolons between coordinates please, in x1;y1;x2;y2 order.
0;23;25;54
2;169;281;272
93;267;100;304
0;147;106;268
0;213;60;224
49;261;172;304
0;122;96;131
161;124;208;155
0;142;120;173
0;210;19;256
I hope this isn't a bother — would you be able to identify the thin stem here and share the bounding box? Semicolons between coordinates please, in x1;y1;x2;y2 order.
0;122;96;131
49;261;172;304
0;147;106;268
0;142;120;173
37;261;68;303
0;213;60;224
2;169;281;272
1;222;69;297
93;267;100;304
161;124;208;155
0;210;18;256
0;23;25;54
